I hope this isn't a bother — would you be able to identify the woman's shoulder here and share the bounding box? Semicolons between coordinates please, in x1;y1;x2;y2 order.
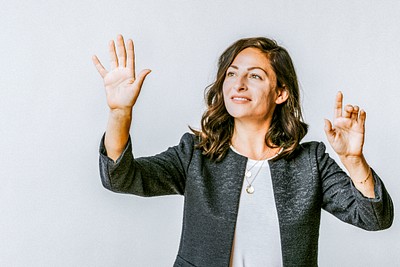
172;132;199;155
298;140;325;150
290;140;328;160
180;132;197;145
270;141;330;171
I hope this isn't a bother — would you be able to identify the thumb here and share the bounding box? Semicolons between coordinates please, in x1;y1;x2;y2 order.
324;119;332;133
131;69;151;106
135;69;152;89
324;119;335;142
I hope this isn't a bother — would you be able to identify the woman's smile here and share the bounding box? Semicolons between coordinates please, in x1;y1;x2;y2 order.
231;95;252;103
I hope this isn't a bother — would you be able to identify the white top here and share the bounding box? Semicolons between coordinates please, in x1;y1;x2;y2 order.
230;149;283;267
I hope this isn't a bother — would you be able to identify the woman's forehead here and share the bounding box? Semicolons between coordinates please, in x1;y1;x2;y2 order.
232;48;271;68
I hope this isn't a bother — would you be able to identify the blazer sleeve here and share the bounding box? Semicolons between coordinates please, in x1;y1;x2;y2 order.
99;133;195;197
316;142;394;231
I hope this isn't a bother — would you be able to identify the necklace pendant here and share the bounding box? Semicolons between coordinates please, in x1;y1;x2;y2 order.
246;185;255;194
245;171;252;178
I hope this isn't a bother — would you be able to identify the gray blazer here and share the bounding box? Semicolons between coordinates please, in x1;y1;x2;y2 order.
99;133;393;267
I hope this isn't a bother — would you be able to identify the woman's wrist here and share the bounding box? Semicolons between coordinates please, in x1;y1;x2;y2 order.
339;154;375;198
109;108;133;121
340;154;370;183
339;154;366;169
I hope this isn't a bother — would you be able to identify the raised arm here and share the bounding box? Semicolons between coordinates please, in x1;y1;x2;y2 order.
324;92;375;198
92;35;151;161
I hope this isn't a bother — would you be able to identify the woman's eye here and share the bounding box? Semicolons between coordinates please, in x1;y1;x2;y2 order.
226;72;235;77
250;74;262;80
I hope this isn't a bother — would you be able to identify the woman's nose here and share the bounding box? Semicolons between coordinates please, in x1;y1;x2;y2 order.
233;76;247;91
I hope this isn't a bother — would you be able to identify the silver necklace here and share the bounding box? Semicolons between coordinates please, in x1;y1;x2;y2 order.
244;150;269;194
243;147;283;194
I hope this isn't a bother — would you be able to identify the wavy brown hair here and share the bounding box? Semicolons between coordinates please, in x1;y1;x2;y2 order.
191;37;308;161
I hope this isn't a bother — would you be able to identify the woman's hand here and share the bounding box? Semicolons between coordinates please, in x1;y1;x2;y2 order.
92;34;151;114
324;92;375;198
324;91;366;159
93;35;151;161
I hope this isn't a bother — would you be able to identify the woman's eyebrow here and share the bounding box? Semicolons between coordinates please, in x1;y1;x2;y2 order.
248;67;268;75
228;65;268;76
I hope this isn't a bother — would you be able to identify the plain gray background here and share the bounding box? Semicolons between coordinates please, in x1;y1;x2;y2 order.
1;0;399;266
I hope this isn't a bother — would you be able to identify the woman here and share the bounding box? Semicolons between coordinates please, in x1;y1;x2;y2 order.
93;35;393;266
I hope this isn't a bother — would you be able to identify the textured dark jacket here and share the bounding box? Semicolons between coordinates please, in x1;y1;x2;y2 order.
99;133;393;267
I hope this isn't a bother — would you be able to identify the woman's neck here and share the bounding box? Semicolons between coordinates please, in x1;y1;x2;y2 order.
231;120;277;160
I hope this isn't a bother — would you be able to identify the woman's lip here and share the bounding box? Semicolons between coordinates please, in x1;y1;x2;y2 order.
231;96;251;102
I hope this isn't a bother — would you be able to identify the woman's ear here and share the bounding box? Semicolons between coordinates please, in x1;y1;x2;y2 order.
275;86;289;104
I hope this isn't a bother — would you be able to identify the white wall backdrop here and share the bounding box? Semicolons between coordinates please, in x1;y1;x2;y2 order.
1;0;399;266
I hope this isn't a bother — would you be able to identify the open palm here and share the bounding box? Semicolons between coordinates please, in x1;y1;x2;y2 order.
324;92;366;158
92;35;151;112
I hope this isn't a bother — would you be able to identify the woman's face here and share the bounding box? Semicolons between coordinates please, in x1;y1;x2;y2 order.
222;47;286;124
